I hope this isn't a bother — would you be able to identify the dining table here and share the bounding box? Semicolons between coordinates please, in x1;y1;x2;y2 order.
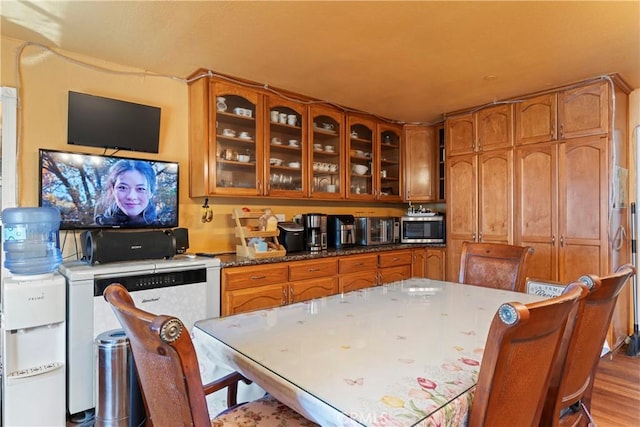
193;277;544;426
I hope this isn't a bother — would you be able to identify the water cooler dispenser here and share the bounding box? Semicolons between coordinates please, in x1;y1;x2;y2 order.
1;207;66;426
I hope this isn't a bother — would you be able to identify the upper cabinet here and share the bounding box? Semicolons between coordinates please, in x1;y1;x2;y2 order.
558;81;609;139
308;105;345;199
188;78;264;197
188;71;405;202
265;95;307;198
476;104;513;151
515;93;557;145
403;125;437;202
377;122;403;201
446;104;513;156
346;114;376;200
515;81;609;144
446;113;474;156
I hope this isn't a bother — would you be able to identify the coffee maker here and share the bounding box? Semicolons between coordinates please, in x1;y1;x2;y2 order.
301;213;327;252
327;215;356;249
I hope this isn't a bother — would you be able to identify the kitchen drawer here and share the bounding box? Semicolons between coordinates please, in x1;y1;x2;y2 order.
339;253;378;274
290;277;338;303
224;284;285;315
223;264;288;290
339;271;377;293
289;258;338;281
379;265;412;284
378;250;413;268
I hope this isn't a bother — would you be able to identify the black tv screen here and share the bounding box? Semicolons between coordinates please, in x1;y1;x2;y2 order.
39;149;179;230
67;91;161;153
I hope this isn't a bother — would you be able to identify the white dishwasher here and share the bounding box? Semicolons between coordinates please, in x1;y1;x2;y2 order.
60;255;221;419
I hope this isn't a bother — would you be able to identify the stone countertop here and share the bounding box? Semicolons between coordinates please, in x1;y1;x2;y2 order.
199;243;446;268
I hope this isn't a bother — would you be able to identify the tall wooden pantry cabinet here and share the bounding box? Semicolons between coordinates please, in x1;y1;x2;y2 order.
446;75;632;350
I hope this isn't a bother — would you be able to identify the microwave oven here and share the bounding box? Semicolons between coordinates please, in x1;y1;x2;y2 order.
400;214;445;243
355;217;399;246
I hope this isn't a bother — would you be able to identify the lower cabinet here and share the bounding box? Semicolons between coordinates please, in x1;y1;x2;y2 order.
425;248;446;280
411;248;446;281
222;248;436;315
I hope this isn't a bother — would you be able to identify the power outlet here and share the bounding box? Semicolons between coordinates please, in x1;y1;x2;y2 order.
275;213;286;222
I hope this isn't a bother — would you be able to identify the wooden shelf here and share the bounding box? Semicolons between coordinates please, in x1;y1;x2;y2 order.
233;207;286;259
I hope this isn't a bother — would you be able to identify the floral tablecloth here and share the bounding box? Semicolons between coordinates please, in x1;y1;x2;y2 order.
194;278;542;426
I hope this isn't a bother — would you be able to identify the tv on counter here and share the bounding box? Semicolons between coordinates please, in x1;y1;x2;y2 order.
67;91;161;153
39;149;179;230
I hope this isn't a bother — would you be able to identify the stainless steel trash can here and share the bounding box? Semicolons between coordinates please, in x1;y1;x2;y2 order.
95;329;145;427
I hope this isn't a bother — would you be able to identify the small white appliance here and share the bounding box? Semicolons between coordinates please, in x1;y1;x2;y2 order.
60;256;221;418
1;273;66;426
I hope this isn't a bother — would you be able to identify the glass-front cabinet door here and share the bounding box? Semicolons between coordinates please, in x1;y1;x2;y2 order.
377;123;402;201
309;105;344;199
265;96;307;197
347;114;376;200
210;82;263;195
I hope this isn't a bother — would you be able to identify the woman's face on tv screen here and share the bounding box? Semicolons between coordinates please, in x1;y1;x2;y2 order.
114;170;151;217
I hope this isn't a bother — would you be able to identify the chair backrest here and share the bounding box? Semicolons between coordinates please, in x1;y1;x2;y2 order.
540;264;635;426
458;242;534;292
103;283;212;427
468;281;589;427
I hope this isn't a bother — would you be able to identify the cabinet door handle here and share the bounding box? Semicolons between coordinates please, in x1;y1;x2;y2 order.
550;124;555;139
559;124;564;139
392;257;400;262
282;287;288;305
472;233;476;241
560;236;564;247
308;268;321;272
289;286;294;302
250;275;266;280
551;235;556;245
478;232;482;241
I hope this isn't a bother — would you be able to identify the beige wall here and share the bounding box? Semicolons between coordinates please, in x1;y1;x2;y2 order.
1;36;412;256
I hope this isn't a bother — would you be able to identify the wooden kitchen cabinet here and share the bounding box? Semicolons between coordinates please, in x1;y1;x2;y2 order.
476;104;513;152
308;105;345;199
403;125;437;202
288;258;338;281
413;247;446;280
515;136;608;282
377;123;403;201
339;271;378;293
558;81;608;140
378;250;413;284
290;277;338;303
224;283;286;315
426;248;446;280
446;105;513;158
265;95;308;197
347;114;377;200
515;93;557;145
188;78;265;197
446;113;475;156
446;149;513;281
411;248;426;277
445;75;630;349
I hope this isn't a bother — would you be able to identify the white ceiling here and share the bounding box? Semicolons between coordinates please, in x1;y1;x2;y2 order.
1;1;639;124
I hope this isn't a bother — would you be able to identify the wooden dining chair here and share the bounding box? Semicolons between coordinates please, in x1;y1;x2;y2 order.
458;241;534;292
103;283;318;427
540;263;635;427
468;281;589;427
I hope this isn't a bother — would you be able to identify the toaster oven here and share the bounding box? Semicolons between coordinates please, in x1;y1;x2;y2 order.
355;217;399;246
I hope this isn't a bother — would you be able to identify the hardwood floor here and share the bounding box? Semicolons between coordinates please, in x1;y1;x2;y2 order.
590;345;640;427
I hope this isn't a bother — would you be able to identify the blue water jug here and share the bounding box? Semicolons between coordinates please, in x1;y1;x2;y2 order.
2;207;63;275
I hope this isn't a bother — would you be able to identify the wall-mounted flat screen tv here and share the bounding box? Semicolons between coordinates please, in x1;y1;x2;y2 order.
67;91;161;153
39;149;179;230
